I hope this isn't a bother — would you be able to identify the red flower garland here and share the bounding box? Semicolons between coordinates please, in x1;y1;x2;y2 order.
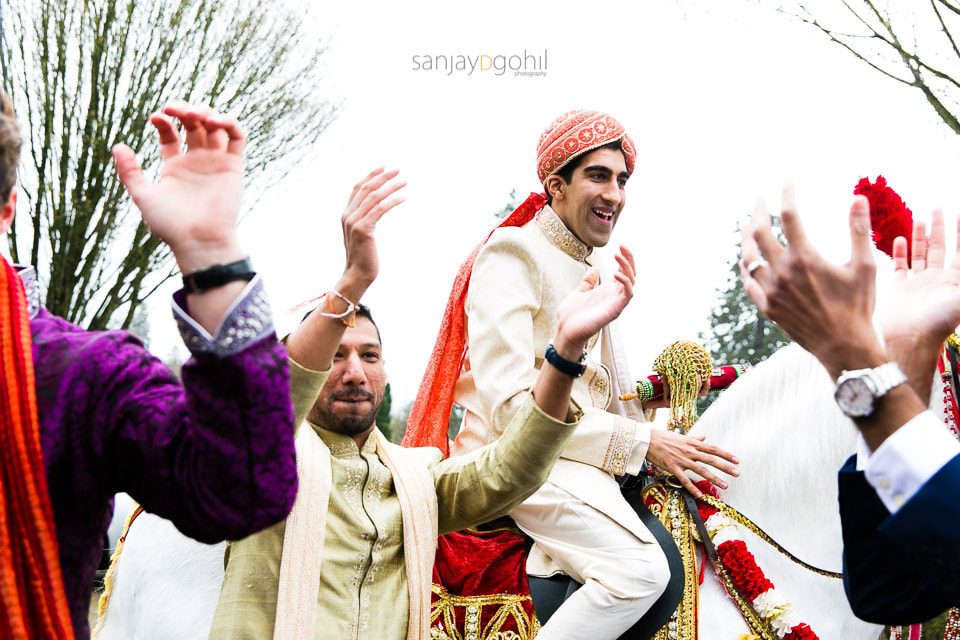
717;540;774;599
694;481;821;640
784;624;819;640
853;176;913;263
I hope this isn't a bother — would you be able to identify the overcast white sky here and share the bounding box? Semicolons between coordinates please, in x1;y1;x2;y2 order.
148;0;960;409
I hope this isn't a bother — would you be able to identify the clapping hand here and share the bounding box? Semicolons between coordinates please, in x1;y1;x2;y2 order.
879;210;960;402
553;246;636;357
740;187;883;380
740;186;937;450
883;210;960;355
112;101;246;274
284;168;405;371
338;168;406;298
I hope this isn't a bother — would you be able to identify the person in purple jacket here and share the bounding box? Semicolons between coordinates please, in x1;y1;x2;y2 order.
0;91;300;638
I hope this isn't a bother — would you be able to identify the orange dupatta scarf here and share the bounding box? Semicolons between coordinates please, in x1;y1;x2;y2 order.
0;257;73;638
402;193;547;455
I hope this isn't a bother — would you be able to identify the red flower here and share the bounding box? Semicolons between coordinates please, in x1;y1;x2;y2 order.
717;540;774;601
783;623;819;640
695;480;720;521
853;176;912;263
698;502;718;522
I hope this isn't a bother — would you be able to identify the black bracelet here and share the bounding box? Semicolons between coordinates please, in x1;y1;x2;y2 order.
544;343;587;378
182;257;256;294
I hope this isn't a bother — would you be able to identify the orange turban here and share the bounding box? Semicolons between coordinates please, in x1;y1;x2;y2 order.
403;110;634;453
536;109;636;183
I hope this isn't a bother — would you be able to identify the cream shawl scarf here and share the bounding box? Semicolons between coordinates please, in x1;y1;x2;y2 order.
274;424;439;640
601;321;649;423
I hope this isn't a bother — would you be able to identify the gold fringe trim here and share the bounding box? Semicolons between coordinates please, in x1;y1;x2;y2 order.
652;341;712;434
94;503;143;634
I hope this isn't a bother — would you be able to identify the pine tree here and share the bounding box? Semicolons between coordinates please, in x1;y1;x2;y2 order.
376;383;393;439
698;220;791;411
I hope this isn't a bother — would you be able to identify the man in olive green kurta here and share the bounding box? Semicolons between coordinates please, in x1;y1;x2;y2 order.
208;310;582;640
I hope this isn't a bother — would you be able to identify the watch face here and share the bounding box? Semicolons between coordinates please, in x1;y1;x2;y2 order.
835;378;875;417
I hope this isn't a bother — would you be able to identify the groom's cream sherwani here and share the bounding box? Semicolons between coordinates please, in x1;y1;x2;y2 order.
452;206;669;637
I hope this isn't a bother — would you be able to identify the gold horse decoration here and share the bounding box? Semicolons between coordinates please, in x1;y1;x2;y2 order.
636;341;840;640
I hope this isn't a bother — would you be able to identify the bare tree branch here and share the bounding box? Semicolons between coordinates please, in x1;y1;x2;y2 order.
937;0;960;19
787;0;960;136
1;0;339;330
797;11;915;84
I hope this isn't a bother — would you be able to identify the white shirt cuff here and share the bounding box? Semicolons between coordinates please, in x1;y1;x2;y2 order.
856;410;960;513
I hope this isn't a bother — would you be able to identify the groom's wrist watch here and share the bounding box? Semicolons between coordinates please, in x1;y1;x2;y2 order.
834;362;908;418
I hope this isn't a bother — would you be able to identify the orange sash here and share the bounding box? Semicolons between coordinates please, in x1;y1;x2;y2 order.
402;193;546;454
0;257;73;638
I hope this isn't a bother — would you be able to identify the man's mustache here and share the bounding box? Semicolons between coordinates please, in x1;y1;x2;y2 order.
332;391;374;402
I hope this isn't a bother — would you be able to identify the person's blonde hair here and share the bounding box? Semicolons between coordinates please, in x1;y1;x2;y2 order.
0;91;22;203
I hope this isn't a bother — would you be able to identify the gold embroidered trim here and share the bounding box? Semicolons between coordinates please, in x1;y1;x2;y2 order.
641;483;700;640
602;417;633;475
313;424;361;457
586;331;600;353
535;207;591;262
714;562;778;640
949;333;960;352
586;363;612;408
430;584;539;640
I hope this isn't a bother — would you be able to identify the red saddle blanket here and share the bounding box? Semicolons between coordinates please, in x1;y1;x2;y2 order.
431;528;539;640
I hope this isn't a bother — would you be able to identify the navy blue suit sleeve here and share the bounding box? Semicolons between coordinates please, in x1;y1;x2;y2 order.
839;454;960;624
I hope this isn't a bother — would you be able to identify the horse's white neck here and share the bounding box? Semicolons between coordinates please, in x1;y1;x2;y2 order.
691;343;884;640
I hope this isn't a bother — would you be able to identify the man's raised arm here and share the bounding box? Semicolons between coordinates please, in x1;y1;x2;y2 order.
282;168;406;425
740;186;960;623
104;103;294;541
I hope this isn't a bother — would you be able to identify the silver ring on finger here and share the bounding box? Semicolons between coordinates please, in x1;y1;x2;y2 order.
745;258;769;275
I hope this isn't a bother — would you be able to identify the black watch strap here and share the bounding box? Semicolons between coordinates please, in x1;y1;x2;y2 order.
544;343;587;378
182;258;256;294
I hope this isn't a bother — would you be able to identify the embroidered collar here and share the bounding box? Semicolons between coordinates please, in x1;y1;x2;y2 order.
15;265;40;320
312;421;378;458
536;206;592;263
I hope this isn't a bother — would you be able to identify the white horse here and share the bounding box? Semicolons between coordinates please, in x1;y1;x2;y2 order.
690;342;891;639
95;506;224;640
96;342;898;639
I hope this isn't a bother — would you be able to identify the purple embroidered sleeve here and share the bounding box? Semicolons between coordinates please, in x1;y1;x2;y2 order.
94;279;296;542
